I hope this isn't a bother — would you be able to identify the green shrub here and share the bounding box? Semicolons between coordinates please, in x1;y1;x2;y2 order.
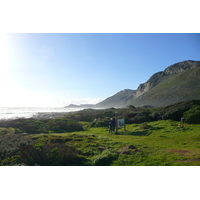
90;119;109;128
15;143;86;166
125;111;153;124
0;129;9;135
183;105;200;124
92;150;119;166
151;100;200;121
125;113;137;124
133;111;153;123
0;118;46;134
45;118;83;133
0;134;33;164
0;118;84;134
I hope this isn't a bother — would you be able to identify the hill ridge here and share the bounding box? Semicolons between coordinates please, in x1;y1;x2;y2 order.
96;60;200;108
128;60;200;101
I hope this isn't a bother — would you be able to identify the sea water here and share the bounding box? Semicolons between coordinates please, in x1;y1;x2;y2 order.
0;107;83;120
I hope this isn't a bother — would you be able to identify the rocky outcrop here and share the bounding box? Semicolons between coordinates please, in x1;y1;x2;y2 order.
128;60;200;101
94;60;200;108
130;71;163;99
164;60;200;75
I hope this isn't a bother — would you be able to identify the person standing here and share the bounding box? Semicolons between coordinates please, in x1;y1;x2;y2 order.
109;118;113;133
111;117;116;132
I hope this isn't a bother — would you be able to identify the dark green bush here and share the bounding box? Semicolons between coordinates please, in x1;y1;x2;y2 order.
183;105;200;124
0;118;84;134
0;134;33;162
90;119;109;128
45;118;83;133
18;120;45;134
125;113;137;124
125;111;153;124
15;143;86;166
0;118;46;134
0;134;87;166
151;100;200;121
133;111;153;123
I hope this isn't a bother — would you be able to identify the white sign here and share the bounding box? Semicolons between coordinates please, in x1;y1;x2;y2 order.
118;118;125;127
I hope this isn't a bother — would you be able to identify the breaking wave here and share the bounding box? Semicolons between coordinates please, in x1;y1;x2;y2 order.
0;107;84;120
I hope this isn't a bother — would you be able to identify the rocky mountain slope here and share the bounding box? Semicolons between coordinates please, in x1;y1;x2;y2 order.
95;89;135;108
96;60;200;108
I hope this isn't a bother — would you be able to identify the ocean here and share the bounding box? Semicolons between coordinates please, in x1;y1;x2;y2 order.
0;107;84;120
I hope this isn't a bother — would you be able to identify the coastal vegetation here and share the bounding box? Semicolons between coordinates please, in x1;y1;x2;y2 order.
0;99;200;166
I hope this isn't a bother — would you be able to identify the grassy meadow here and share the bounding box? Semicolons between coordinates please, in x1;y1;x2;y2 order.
1;119;199;166
1;100;200;166
72;120;200;166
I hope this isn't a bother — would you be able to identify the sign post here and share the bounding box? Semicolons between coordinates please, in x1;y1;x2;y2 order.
118;118;125;131
115;109;118;134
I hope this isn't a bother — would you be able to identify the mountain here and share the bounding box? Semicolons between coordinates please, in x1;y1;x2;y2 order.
96;60;200;108
95;89;135;108
64;104;95;108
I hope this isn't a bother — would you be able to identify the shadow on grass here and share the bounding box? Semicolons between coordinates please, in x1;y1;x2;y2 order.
128;131;152;136
115;130;152;136
110;126;165;137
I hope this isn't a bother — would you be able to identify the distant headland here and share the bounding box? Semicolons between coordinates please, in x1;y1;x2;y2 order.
64;104;95;108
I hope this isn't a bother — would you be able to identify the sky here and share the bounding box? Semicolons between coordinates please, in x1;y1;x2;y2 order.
0;33;200;107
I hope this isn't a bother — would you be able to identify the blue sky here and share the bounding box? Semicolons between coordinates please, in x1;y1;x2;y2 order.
1;33;200;107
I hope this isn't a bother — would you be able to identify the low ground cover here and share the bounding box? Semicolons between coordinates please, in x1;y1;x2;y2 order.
1;120;199;166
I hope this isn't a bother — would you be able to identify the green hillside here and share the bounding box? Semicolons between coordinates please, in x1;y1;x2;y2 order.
95;89;135;108
126;66;200;107
96;60;200;108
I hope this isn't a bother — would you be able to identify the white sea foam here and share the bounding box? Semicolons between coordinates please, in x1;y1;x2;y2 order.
0;107;84;120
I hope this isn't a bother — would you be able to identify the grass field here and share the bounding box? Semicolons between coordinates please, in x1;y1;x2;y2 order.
18;119;200;166
0;120;200;166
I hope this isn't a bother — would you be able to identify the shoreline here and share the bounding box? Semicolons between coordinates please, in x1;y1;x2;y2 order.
0;107;85;120
0;107;105;120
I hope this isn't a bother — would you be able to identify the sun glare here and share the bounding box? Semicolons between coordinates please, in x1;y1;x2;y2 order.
0;33;9;68
0;33;14;106
0;33;10;82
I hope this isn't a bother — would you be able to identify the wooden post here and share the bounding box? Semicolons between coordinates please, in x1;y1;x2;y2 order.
124;118;126;131
115;109;118;134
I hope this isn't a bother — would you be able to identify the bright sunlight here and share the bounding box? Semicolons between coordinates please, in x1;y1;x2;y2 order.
0;33;11;88
0;33;11;86
0;33;16;106
0;33;9;70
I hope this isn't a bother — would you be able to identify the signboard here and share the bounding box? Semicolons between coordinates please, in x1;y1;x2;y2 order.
118;118;125;127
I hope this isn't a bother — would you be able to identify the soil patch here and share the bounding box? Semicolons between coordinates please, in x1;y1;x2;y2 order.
176;158;200;162
167;149;189;155
118;145;141;155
